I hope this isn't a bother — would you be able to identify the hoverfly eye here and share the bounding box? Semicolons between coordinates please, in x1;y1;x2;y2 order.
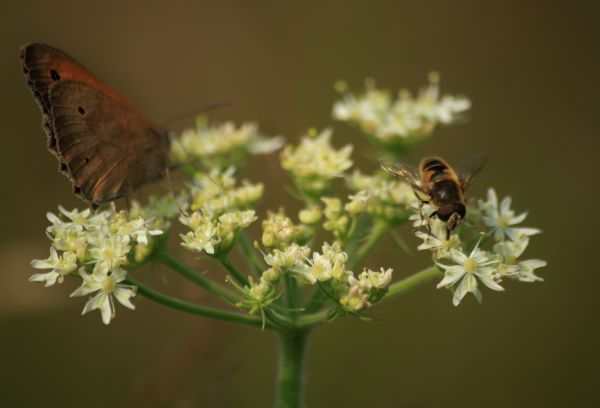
455;203;466;219
436;205;453;221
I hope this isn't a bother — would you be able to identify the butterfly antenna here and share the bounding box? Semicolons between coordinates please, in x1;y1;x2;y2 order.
163;100;237;128
165;167;189;216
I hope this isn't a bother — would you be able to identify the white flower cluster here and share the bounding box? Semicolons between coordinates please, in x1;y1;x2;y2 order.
414;189;546;306
345;170;417;223
180;209;257;256
188;167;263;213
289;241;393;311
233;240;392;315
280;128;353;197
170;117;284;168
30;206;165;324
332;74;470;149
261;209;312;249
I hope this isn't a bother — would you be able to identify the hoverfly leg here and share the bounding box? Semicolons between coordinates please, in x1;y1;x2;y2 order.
445;226;450;241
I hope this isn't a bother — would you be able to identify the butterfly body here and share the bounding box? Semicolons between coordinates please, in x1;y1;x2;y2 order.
20;43;170;205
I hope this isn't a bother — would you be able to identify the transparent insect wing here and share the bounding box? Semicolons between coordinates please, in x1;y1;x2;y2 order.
456;151;487;191
379;160;426;194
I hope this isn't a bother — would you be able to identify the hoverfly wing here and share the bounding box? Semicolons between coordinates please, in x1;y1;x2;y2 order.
456;151;487;191
379;160;427;195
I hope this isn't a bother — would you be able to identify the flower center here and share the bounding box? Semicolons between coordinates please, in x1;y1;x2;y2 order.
101;247;116;261
497;214;510;229
464;258;478;274
102;276;115;293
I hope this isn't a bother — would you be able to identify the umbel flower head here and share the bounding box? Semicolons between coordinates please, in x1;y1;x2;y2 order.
170;116;284;170
414;188;546;305
281;128;353;198
30;203;167;324
333;73;470;153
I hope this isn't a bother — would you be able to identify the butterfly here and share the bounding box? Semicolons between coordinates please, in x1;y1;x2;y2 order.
20;43;170;206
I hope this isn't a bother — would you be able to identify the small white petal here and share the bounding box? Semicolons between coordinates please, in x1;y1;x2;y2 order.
113;287;136;310
509;211;528;225
437;266;465;288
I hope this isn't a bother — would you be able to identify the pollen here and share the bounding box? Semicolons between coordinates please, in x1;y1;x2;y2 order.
102;276;116;293
463;258;478;274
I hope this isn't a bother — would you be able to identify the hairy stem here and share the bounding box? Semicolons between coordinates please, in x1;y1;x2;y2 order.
126;276;272;329
157;252;240;304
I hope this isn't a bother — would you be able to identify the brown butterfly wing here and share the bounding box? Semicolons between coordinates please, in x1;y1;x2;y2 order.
20;43;170;204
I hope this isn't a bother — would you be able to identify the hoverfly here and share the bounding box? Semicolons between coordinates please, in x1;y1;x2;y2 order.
381;152;487;239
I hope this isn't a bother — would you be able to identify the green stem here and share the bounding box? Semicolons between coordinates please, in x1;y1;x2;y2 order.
348;221;389;270
238;231;265;276
383;265;441;301
157;252;240;304
283;274;298;314
296;308;336;329
218;256;249;286
275;330;309;408
303;288;328;313
126;276;272;329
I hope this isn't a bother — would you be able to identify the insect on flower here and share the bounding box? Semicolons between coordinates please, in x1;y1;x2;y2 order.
381;152;487;239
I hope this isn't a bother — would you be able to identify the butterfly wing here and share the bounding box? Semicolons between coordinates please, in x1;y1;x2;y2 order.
20;43;170;204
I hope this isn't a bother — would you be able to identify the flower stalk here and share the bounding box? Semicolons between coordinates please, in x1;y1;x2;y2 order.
275;330;309;408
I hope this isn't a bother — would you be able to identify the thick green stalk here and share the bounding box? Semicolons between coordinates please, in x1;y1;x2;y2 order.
275;330;309;408
126;276;272;329
383;265;441;301
157;252;240;304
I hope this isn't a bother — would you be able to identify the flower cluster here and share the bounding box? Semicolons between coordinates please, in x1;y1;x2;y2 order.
180;209;257;256
346;170;416;223
333;73;470;152
281;128;353;198
179;167;263;256
188;167;263;213
261;209;313;249
289;241;393;311
30;205;166;324
170;116;284;169
232;239;393;316
414;189;546;306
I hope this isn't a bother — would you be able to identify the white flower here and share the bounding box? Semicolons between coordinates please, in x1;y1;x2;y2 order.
171;119;283;165
218;210;257;231
264;243;311;269
333;74;470;143
114;216;163;245
348;267;393;290
291;241;349;283
70;268;136;325
494;239;546;282
180;219;218;254
479;188;541;241
415;218;461;258
88;234;131;273
280;128;353;194
30;248;78;286
436;244;502;306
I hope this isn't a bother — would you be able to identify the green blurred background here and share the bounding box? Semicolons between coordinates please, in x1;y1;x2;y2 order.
1;1;598;406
